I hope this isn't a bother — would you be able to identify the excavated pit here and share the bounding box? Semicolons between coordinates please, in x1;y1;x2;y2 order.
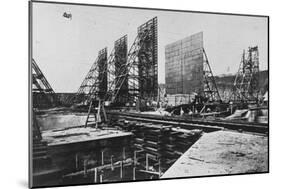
34;111;203;186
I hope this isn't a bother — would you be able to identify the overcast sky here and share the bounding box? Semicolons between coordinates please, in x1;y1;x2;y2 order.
32;2;268;93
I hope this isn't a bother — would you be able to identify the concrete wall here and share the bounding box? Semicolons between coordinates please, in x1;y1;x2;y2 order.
166;94;195;107
36;112;88;131
56;93;76;105
165;32;204;95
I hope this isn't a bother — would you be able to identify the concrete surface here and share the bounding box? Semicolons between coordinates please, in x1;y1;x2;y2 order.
42;127;132;146
161;130;268;178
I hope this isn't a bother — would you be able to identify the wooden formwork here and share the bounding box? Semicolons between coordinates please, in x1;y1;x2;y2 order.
115;119;203;177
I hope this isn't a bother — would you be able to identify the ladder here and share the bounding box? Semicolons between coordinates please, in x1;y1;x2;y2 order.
85;99;107;128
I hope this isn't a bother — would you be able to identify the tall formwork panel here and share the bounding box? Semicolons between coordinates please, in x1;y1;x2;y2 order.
72;47;107;105
97;48;108;99
165;32;204;95
114;35;128;103
137;17;158;101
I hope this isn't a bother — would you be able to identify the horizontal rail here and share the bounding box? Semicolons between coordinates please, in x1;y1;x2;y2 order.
107;111;268;134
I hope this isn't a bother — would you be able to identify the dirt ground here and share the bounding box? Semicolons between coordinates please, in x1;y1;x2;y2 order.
161;130;268;178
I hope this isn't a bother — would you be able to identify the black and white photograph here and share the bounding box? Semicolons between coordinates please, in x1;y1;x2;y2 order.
29;1;269;188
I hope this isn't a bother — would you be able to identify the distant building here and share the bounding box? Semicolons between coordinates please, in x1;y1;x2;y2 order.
165;32;204;95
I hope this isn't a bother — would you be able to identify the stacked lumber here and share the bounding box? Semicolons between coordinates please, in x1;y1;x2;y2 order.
113;119;203;175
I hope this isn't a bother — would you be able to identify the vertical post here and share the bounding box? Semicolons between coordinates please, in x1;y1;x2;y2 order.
101;151;104;165
158;158;161;178
123;147;126;160
102;102;107;122
83;160;87;177
146;154;149;171
133;167;136;180
75;153;78;170
85;100;93;128
157;86;160;108
133;150;137;180
120;161;123;179
134;151;137;166
111;155;114;171
96;100;101;129
100;173;103;183
192;105;194;119
95;114;98;129
94;168;97;183
136;98;140;112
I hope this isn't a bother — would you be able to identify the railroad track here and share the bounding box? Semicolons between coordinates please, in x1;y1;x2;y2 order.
107;111;269;135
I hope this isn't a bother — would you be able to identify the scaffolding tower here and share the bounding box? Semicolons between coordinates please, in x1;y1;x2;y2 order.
106;17;158;104
107;35;128;104
32;59;57;108
202;48;222;102
83;17;158;126
137;17;158;101
72;48;108;105
233;46;259;102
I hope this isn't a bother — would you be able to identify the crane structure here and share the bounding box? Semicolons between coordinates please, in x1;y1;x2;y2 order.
233;46;259;103
202;48;222;102
32;59;57;108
